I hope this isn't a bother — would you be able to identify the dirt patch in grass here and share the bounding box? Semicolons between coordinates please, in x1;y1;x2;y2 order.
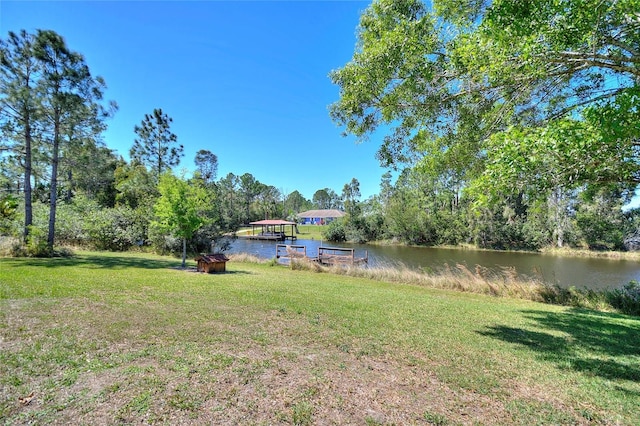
1;296;598;425
27;344;513;425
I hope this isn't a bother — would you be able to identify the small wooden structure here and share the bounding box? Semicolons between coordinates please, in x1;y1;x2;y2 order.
240;219;298;241
195;253;229;273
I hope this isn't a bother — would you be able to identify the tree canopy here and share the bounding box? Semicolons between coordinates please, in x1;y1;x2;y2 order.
131;108;183;178
4;21;639;256
0;30;40;241
194;149;218;184
1;29;114;249
330;0;640;197
153;173;207;267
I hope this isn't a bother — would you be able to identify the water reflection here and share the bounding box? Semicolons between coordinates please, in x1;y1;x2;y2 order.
228;238;640;290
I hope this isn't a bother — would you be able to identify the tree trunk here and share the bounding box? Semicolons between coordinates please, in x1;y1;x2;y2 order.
157;142;163;178
47;114;60;251
557;231;564;248
23;118;33;243
65;169;73;202
549;187;568;248
182;237;187;268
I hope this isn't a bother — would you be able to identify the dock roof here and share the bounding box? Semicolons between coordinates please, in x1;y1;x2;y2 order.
296;209;346;219
249;219;297;226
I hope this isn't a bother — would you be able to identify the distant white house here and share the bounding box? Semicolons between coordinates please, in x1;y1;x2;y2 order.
296;209;346;225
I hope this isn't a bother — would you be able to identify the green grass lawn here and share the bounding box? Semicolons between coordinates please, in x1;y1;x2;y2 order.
295;224;324;240
1;251;639;424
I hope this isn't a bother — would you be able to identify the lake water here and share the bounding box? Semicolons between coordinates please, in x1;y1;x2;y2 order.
228;238;640;291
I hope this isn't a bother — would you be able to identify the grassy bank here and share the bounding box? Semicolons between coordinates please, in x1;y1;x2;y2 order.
287;258;640;316
295;224;324;240
541;246;640;260
1;252;639;424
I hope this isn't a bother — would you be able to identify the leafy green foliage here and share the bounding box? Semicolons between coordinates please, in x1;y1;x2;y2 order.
284;190;312;220
608;281;640;316
87;207;146;251
341;177;361;218
0;30;40;241
0;195;18;234
331;0;640;250
61;141;121;207
152;173;207;267
115;162;158;210
23;224;51;257
322;219;346;242
34;30;114;251
1;29;114;251
575;187;626;250
312;188;341;210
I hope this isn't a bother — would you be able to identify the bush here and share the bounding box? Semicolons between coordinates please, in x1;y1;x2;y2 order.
433;211;467;246
86;206;145;251
537;281;640;317
148;222;182;255
55;200;91;246
607;281;640;316
361;212;387;241
0;195;19;235
17;225;52;257
577;213;624;250
345;226;368;244
323;220;346;242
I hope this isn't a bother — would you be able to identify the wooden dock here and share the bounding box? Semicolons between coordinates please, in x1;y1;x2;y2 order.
276;244;307;260
317;246;368;266
276;244;367;266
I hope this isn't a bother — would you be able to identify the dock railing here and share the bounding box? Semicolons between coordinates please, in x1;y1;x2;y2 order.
276;244;368;266
317;246;368;266
276;244;307;260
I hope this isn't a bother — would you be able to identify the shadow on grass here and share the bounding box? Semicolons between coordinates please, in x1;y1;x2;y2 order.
6;254;256;274
8;254;192;270
190;270;254;275
478;309;640;384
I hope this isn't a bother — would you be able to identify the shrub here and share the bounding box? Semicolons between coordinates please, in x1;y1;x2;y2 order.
85;206;146;251
345;226;368;244
148;221;182;255
24;225;51;257
0;195;19;235
322;220;346;242
55;200;91;246
537;281;640;316
607;281;640;316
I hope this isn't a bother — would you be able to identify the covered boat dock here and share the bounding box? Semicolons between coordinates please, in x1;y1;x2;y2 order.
239;219;298;241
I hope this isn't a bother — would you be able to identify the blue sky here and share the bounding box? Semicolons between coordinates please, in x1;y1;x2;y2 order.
1;0;389;201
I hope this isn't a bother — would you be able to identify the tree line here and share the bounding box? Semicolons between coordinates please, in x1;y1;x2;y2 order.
0;29;115;253
328;0;640;251
0;30;367;258
3;0;640;260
